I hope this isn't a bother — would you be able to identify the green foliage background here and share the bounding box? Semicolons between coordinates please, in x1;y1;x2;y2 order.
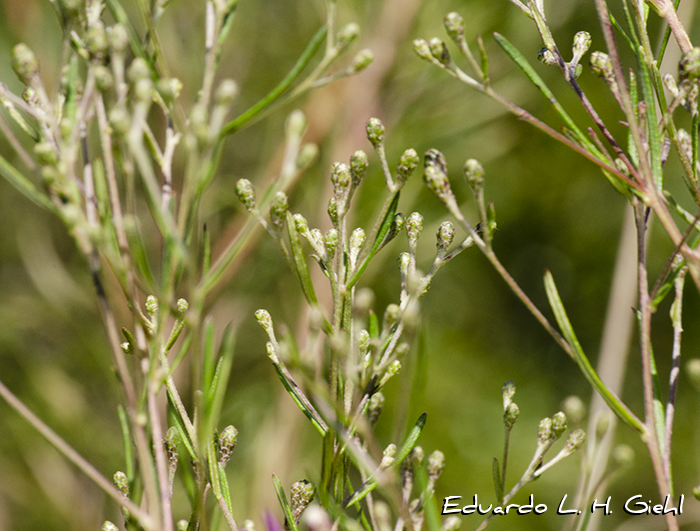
0;0;699;529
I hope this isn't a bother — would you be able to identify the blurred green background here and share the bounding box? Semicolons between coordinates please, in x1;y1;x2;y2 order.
1;0;700;529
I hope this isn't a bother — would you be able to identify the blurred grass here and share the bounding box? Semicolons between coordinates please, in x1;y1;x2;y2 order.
0;0;700;529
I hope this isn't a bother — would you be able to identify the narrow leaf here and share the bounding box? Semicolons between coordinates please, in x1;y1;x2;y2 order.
544;271;645;434
273;474;298;531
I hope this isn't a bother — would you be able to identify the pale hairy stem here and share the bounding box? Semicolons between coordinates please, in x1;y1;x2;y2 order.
635;204;679;531
148;377;175;531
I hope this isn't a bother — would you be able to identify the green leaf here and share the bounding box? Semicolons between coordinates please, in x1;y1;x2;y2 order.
206;325;236;432
0;154;56;212
273;474;298;531
544;271;645;434
346;192;400;289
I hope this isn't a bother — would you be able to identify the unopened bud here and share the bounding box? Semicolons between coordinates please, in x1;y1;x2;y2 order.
270;192;289;233
571;31;591;63
107;24;129;54
383;303;400;330
114;471;129;496
349;49;374;73
349;227;366;265
293;213;310;236
436;221;454;258
366;117;385;147
235;179;256;212
368;392;384;424
504;402;519;429
552;411;567;439
94;65;114;92
290;480;316;525
297;143;318;168
464;158;484;189
215;79;237;106
350;150;368;187
413;39;433;61
380;444;397;469
396;148;419;185
562;395;585;424
327;197;339;226
102;522;119;531
680;47;700;81
286;109;307;138
538;417;553;443
218;425;238;466
255;309;273;332
564;429;586;454
538;47;557;66
406;212;423;249
86;21;109;60
444;12;465;42
11;44;39;85
337;23;360;50
442;516;461;531
427;450;445;484
325;228;338;259
145;295;158;316
331;162;351;202
590;51;613;79
424;149;454;205
127;58;150;84
429;38;451;66
612;444;633;468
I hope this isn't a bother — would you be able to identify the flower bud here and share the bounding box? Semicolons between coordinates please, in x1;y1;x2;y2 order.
177;521;189;531
383;303;400;330
349;227;366;265
325;228;338;259
102;522;119;531
350;150;368;187
378;444;396;470
396;148;419;185
463;158;484;190
94;65;114;93
310;228;324;251
538;47;557;66
348;49;374;73
411;446;425;466
564;429;586;454
134;78;153;103
331;162;351;202
235;179;256;212
427;450;445;484
11;44;39;85
214;79;237;106
337;22;360;51
293;213;310;237
538;417;553;443
145;295;159;316
255;309;273;332
286;109;307;139
444;12;465;42
114;471;129;496
552;411;567;439
504;402;519;429
413;39;432;61
291;480;316;525
177;298;188;313
327;197;339;226
218;425;238;466
686;358;700;391
379;360;401;386
165;426;178;467
109;107;131;136
429;38;451;66
270;192;289;233
680;47;700;81
436;221;454;258
107;24;129;54
612;444;633;468
571;31;591;63
406;212;423;249
398;252;410;277
86;21;109;60
442;516;461;531
366;117;385;147
242;520;256;531
368;392;384;425
589;51;613;79
34;142;58;166
562;395;585;424
502;380;515;407
127;58;150;84
423;149;454;205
